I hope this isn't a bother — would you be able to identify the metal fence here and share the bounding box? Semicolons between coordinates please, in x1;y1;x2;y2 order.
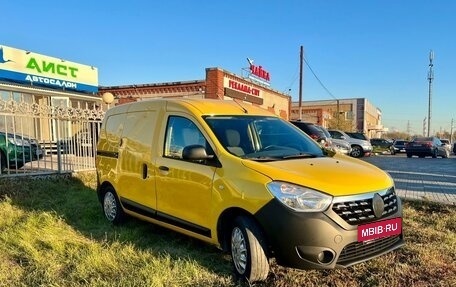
0;97;103;177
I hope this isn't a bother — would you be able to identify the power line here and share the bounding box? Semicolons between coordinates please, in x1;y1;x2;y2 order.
303;57;337;100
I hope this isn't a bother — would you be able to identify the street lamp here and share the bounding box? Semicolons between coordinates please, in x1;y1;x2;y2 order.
102;92;115;108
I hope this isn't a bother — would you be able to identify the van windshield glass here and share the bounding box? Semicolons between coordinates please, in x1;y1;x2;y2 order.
204;116;326;160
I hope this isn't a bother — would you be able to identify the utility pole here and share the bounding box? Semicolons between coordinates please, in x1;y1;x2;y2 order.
427;50;434;137
423;117;427;136
406;120;411;135
298;46;304;120
451;118;454;144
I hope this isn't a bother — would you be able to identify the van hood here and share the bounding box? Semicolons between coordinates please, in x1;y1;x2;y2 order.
241;155;393;197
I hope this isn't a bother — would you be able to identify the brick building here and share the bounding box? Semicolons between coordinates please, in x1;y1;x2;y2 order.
290;98;387;137
99;67;292;119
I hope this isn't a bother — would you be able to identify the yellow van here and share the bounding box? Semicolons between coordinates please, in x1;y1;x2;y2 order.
95;98;404;282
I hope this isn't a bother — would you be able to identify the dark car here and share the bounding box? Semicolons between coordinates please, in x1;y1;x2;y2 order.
0;132;44;171
58;130;96;156
392;139;408;153
405;137;449;158
370;138;395;154
289;120;330;147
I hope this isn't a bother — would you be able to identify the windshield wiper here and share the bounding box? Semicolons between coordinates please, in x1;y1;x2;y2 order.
282;153;318;159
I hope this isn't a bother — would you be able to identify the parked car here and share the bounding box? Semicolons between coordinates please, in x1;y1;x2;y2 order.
405;137;449;158
440;139;451;153
0;131;44;171
328;129;373;158
392;139;408;153
96;99;404;282
289;121;332;149
314;125;351;155
345;132;370;141
370;138;395;155
58;130;95;155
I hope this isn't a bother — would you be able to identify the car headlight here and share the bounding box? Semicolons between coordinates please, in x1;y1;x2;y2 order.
267;181;332;212
8;138;31;146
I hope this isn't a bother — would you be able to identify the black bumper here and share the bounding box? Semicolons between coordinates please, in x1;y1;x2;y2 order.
254;198;404;270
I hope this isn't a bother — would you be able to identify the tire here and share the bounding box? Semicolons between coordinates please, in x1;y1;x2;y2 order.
350;145;363;158
230;216;269;282
0;152;6;172
102;186;125;224
406;153;412;158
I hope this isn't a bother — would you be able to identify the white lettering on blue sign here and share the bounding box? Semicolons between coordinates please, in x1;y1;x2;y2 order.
25;75;77;89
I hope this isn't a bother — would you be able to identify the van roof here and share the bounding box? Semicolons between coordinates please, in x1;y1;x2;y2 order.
107;98;275;117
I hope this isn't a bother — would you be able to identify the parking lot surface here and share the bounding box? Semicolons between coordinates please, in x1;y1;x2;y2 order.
362;154;456;205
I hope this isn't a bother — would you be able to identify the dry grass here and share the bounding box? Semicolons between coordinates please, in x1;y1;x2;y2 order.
0;172;455;287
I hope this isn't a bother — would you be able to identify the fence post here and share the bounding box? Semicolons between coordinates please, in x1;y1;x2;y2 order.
56;120;62;173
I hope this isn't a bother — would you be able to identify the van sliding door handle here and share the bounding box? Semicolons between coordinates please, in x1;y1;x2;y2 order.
142;163;148;179
158;166;169;171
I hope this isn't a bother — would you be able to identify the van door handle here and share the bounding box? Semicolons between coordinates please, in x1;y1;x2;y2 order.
158;166;169;172
142;163;148;179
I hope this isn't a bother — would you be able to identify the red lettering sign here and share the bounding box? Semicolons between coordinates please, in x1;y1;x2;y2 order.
249;64;270;82
228;80;260;96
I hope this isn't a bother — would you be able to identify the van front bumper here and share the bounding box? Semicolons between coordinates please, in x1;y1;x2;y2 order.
254;197;404;270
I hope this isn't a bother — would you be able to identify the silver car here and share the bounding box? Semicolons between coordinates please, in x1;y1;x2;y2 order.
315;125;351;155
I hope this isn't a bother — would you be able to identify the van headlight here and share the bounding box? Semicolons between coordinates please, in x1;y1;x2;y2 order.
267;181;332;212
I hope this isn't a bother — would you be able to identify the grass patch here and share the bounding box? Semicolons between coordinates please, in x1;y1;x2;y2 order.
0;172;455;286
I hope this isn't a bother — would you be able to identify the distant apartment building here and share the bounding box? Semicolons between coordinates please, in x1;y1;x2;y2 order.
291;98;386;138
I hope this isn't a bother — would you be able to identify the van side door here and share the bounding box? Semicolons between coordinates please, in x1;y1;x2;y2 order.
117;110;158;213
155;115;216;239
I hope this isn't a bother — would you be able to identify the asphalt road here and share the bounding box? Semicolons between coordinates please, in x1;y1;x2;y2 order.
362;153;456;205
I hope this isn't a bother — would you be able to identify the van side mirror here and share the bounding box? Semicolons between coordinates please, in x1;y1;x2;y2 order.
182;145;214;160
182;145;221;167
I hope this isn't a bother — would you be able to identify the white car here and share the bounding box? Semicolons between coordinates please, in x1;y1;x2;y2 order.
328;130;373;158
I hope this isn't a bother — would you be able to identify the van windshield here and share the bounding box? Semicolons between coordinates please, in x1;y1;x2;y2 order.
204;116;326;160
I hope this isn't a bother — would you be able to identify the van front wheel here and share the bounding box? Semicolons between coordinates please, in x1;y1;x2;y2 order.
102;187;125;224
230;216;269;282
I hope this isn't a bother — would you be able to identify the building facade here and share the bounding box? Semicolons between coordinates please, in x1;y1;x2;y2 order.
291;98;386;138
99;67;292;120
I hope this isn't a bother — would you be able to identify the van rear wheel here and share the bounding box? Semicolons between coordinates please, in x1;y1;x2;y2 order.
230;216;269;282
102;186;125;224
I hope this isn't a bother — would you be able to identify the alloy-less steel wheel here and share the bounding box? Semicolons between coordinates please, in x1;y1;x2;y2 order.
230;216;269;282
102;186;125;224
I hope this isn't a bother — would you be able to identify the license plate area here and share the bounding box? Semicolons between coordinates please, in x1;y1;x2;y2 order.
358;217;402;242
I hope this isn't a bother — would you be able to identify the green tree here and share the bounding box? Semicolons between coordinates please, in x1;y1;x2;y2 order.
385;131;411;141
326;112;354;131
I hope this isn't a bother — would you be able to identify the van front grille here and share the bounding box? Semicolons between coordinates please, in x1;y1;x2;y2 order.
337;235;401;265
332;189;398;225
